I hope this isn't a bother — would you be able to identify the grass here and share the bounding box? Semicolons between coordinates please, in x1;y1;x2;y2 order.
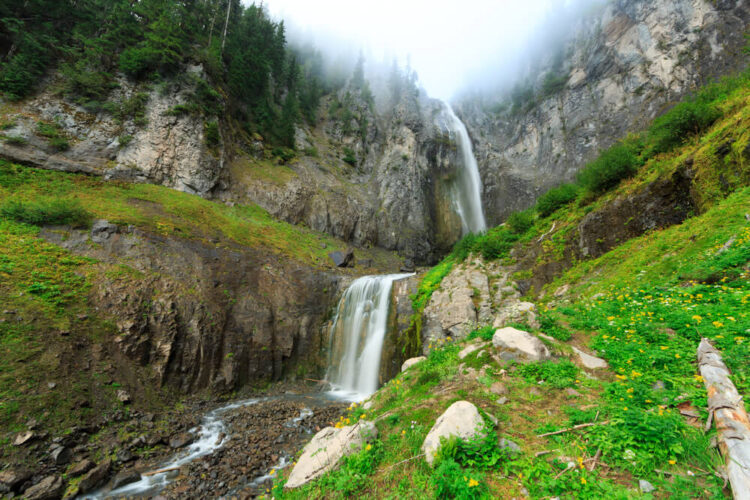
0;160;398;270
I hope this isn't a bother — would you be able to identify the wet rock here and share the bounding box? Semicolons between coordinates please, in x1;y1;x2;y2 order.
50;445;72;465
13;430;35;446
112;469;142;489
572;346;608;369
24;475;66;500
401;357;426;372
68;459;95;477
91;219;118;243
422;401;484;466
78;460;111;494
170;433;194;449
499;438;521;453
0;468;32;492
285;421;377;488
492;327;550;361
639;479;656;493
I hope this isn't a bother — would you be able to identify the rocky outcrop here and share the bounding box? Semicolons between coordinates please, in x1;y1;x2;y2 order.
422;401;484;466
0;66;223;197
40;224;343;394
285;421;377;488
457;0;748;224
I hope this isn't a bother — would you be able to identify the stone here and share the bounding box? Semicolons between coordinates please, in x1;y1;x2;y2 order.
116;448;134;463
362;401;373;410
78;460;111;494
47;382;57;389
68;459;95;477
13;430;35;446
422;401;484;466
492;327;550;361
458;343;482;360
499;438;521;453
116;389;132;404
565;388;582;397
0;468;32;492
111;469;142;489
571;347;608;369
23;475;65;500
401;357;426;372
285;421;377;488
639;479;656;493
91;219;118;243
493;302;539;329
490;382;508;395
50;446;72;465
328;248;354;268
170;432;194;449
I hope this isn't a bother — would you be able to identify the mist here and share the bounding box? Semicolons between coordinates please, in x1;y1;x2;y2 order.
256;0;607;101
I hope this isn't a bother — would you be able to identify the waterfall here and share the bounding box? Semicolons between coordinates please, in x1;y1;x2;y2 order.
440;102;488;234
326;274;412;401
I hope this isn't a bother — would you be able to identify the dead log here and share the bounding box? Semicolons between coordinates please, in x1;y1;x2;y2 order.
697;338;750;500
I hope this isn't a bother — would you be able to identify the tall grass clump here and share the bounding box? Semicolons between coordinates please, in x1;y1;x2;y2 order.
0;198;91;227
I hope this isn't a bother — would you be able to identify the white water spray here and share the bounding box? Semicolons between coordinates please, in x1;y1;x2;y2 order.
440;102;487;234
326;274;413;401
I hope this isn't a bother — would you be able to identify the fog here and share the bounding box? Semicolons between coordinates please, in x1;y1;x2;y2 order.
257;0;606;100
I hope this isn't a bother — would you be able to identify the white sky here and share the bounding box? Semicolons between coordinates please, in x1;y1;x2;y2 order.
258;0;578;99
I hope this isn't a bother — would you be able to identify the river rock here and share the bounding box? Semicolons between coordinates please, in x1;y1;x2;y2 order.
112;469;142;489
285;421;377;488
170;432;194;449
78;460;111;494
572;346;608;369
23;475;65;500
401;357;426;372
492;327;550;361
422;401;484;466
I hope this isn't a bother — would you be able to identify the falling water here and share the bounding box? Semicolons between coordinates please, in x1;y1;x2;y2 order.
440;102;488;234
326;274;413;401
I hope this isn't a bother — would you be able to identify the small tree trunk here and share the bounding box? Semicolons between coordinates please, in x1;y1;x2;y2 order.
221;0;232;54
697;338;750;500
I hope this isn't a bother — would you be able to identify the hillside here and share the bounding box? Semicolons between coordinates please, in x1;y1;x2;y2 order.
270;72;750;498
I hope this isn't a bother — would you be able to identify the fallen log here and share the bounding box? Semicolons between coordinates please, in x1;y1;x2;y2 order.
697;338;750;500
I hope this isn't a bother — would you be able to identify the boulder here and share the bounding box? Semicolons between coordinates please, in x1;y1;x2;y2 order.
111;469;142;489
492;327;550;361
499;438;521;453
328;248;354;268
285;421;377;488
493;302;539;329
67;459;95;477
13;430;35;446
401;357;426;372
571;346;608;369
422;401;484;466
169;432;194;449
78;460;111;494
0;468;32;492
50;445;72;465
23;475;65;500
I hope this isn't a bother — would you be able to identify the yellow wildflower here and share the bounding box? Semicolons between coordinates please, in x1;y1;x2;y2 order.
366;444;372;451
668;459;676;465
468;478;479;488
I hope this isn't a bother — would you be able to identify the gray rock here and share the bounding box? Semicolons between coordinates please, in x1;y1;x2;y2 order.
91;220;118;243
492;327;550;361
169;432;194;449
50;445;72;465
67;459;95;477
111;469;141;489
12;430;35;446
401;357;426;372
116;448;134;463
285;421;377;488
422;401;484;466
328;248;354;268
24;475;65;500
499;438;521;453
458;343;482;360
78;460;111;493
572;347;608;370
0;468;32;492
639;479;656;493
565;388;582;397
490;382;509;395
116;389;131;404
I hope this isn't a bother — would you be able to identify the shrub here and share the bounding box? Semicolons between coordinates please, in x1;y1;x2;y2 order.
204;121;220;147
577;142;639;193
541;71;569;97
450;233;479;262
536;183;579;218
118;135;133;148
2;136;28;146
49;137;70;151
538;313;572;341
1;198;91;227
343;147;357;167
36;122;60;138
518;360;579;388
431;458;487;500
468;325;497;341
646;99;721;155
507;209;534;235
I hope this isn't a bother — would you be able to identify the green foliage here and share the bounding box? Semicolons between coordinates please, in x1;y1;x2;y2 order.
577;141;640;194
507;209;534;234
1;198;91;227
517;360;579;389
436;429;508;470
2;136;28;146
204;121;220;148
467;326;496;342
646;98;722;155
342;147;357;167
538;313;572;341
535;183;579;218
431;458;488;500
540;71;569;97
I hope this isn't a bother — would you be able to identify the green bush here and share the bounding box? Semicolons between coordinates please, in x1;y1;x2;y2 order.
518;360;579;388
468;326;497;341
538;313;572;341
49;137;70;151
343;147;357;167
431;458;487;500
1;198;91;227
535;183;579;218
450;233;479;261
577;142;639;194
119;46;159;79
2;136;28;146
646;99;721;155
204;121;220;147
507;209;534;234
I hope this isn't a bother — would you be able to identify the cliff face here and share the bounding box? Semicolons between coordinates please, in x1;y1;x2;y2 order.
457;0;748;225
